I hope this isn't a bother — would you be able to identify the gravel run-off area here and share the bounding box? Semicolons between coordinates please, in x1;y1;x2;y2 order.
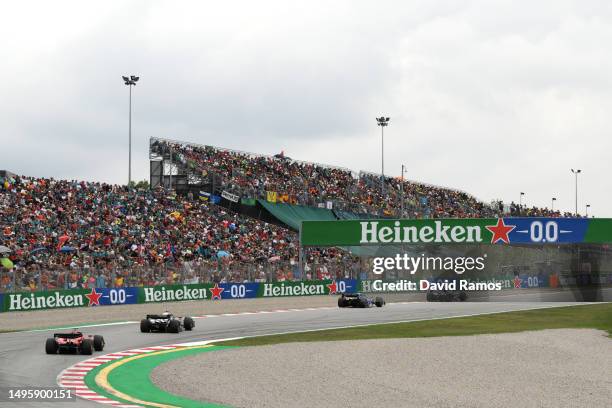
152;329;612;408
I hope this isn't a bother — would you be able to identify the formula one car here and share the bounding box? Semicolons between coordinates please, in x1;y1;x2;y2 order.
426;289;468;302
45;330;105;355
140;312;195;333
338;293;385;308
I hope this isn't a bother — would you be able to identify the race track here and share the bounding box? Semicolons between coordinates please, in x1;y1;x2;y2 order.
0;299;591;408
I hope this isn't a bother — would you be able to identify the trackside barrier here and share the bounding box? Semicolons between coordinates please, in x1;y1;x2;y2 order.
0;280;356;313
2;274;610;313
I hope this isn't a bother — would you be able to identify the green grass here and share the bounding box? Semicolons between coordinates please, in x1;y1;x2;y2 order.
218;303;612;347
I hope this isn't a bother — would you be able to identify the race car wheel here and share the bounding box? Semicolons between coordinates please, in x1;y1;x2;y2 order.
167;319;180;333
140;319;151;333
93;335;105;351
45;338;58;354
338;298;347;308
81;339;93;355
374;297;385;307
184;317;195;331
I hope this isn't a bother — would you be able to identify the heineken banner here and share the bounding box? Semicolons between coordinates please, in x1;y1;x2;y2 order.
300;218;612;246
256;279;357;297
2;288;115;312
137;282;261;303
97;287;138;306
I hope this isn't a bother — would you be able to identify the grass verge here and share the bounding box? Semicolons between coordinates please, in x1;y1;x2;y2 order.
218;303;612;346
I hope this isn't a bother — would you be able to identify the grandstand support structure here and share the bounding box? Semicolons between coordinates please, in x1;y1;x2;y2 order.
149;137;209;194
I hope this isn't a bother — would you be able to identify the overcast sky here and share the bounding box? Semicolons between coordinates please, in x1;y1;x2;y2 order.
1;1;610;216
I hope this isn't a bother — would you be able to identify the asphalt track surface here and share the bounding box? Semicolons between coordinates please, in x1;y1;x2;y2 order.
2;290;604;408
0;301;604;408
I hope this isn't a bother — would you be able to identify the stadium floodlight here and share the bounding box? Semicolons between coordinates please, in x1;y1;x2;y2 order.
376;116;390;194
571;169;582;216
519;192;525;213
551;197;557;211
586;204;591;217
400;164;406;218
123;75;140;185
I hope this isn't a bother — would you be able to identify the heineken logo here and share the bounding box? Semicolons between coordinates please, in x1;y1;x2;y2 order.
85;288;102;306
210;283;224;300
8;292;84;311
143;285;207;302
262;282;326;297
360;219;516;244
360;221;483;244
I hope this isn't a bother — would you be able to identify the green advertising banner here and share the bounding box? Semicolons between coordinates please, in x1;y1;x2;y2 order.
137;283;214;303
300;218;612;246
3;288;94;312
256;279;358;297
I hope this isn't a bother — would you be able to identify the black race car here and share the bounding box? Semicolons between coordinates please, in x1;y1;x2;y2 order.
338;293;385;308
140;312;195;333
426;289;468;302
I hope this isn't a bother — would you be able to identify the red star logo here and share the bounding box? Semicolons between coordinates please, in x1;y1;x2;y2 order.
485;219;516;244
513;276;522;288
327;281;337;295
85;288;102;306
210;283;224;300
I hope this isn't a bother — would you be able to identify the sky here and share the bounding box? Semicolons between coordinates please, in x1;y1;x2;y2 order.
1;0;610;216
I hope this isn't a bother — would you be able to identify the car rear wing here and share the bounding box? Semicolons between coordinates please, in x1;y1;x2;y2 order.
146;314;170;319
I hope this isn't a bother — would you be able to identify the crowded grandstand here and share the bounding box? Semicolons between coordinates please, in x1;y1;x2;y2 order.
0;138;580;292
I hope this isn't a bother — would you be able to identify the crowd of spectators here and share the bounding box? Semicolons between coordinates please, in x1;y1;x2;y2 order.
153;140;579;219
0;175;354;292
1;142;584;293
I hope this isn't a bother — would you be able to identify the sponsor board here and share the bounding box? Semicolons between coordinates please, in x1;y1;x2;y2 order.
257;279;357;297
301;218;612;246
215;283;259;299
138;284;211;303
221;190;240;203
3;288;105;311
97;288;138;306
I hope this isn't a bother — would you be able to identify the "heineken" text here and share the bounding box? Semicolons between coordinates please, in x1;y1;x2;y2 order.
9;292;84;311
360;221;482;244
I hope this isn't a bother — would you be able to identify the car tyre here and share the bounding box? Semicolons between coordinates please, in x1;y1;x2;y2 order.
140;319;151;333
338;297;347;308
45;338;58;354
167;319;180;333
93;335;105;351
375;297;385;307
184;317;195;331
81;339;93;355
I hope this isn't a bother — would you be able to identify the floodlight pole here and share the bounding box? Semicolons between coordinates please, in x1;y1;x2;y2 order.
571;169;581;216
129;84;132;185
551;197;556;211
376;116;390;194
123;75;140;186
400;164;406;218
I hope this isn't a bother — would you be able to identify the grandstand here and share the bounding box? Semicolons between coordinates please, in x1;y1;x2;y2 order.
148;137;574;223
0;138;579;293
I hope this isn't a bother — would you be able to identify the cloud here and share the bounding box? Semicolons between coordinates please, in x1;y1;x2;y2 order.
0;0;610;215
